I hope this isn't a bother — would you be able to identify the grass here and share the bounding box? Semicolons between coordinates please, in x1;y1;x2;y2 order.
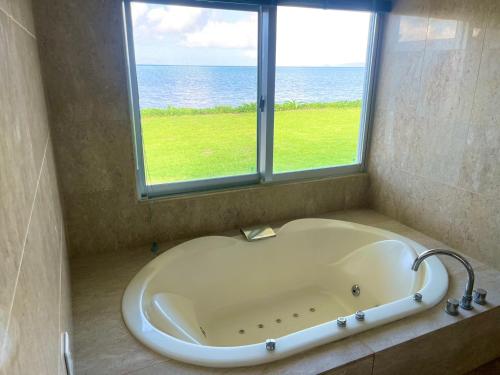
141;100;362;184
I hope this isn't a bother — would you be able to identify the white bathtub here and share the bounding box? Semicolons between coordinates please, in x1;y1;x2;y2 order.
122;218;448;367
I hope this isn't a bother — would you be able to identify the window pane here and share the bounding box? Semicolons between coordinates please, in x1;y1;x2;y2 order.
130;2;258;185
273;7;371;173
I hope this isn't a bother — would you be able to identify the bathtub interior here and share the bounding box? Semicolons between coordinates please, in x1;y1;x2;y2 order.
142;220;427;347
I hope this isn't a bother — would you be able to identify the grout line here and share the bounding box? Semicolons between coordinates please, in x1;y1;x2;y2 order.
0;3;36;39
0;134;50;358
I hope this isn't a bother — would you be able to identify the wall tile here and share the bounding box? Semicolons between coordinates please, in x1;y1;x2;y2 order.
33;0;130;125
483;0;500;49
369;0;500;270
0;1;71;373
409;49;480;184
0;7;48;346
381;0;430;53
425;0;488;51
371;307;500;375
0;0;9;16
2;155;62;374
459;49;500;197
0;12;22;348
63;174;366;256
8;0;35;35
375;51;424;113
448;191;500;268
50;119;137;196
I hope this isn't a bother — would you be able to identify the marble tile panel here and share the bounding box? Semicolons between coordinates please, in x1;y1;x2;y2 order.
369;0;500;271
375;50;424;114
71;250;167;374
449;191;500;270
483;0;500;49
0;11;22;350
0;0;9;16
415;49;480;185
64;189;154;256
321;357;375;375
459;48;500;197
63;174;364;256
381;0;430;53
1;156;62;374
148;176;354;249
32;0;131;125
8;0;35;35
0;8;49;348
370;307;500;375
50;119;137;196
425;0;488;51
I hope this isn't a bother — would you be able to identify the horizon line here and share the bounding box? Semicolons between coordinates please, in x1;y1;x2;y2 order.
136;63;366;68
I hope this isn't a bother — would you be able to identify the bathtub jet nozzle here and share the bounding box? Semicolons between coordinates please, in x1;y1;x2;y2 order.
265;339;276;352
336;317;347;327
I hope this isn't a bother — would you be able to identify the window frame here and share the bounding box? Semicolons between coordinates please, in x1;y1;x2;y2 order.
122;0;382;199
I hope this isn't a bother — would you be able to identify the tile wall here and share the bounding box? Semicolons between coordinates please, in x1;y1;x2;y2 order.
369;0;500;269
0;0;71;373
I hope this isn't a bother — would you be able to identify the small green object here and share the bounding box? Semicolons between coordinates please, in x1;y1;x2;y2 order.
151;241;159;255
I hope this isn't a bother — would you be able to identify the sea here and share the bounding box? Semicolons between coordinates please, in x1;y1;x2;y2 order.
136;65;366;110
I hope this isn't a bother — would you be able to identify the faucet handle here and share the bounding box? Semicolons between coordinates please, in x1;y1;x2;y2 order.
473;288;487;305
445;298;459;316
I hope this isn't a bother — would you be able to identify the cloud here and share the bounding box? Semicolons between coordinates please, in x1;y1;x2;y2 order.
131;5;370;66
145;5;204;33
275;7;370;66
183;14;258;49
131;2;148;26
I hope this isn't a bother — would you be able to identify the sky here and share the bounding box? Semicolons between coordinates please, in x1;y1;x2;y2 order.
130;2;371;67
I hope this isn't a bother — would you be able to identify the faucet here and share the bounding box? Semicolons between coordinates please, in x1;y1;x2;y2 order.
411;249;475;310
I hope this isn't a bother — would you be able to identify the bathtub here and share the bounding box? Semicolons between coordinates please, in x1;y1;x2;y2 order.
122;218;448;367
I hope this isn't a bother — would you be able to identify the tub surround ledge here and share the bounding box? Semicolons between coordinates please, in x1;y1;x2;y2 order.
71;209;500;375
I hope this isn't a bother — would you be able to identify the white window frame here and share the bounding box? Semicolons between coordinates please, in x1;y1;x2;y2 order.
122;0;382;199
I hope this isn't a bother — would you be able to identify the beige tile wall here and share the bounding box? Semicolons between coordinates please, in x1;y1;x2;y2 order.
369;0;500;269
32;0;370;257
0;1;71;374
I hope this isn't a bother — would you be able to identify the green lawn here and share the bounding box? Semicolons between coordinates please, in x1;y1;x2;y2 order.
141;101;361;184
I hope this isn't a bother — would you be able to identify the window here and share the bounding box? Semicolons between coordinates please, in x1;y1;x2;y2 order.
123;0;384;198
273;7;371;174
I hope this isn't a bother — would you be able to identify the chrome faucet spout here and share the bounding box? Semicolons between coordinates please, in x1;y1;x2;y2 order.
411;249;475;310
